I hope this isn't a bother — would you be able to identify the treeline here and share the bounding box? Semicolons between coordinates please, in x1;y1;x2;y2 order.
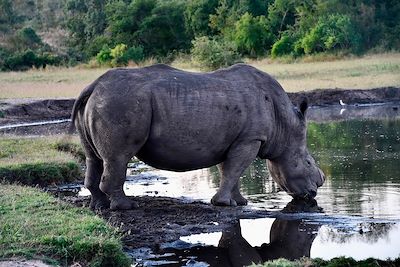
0;0;399;71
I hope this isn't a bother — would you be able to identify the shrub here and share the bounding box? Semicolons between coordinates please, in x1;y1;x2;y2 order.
2;50;62;71
191;36;240;70
17;27;42;46
300;14;362;54
271;35;294;58
110;43;128;66
233;12;273;57
86;35;112;57
122;45;145;64
96;45;113;65
96;44;145;66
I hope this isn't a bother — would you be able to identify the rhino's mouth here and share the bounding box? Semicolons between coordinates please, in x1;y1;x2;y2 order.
292;190;317;201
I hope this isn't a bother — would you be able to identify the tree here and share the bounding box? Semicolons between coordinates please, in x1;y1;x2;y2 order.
0;0;16;29
191;36;240;70
135;0;191;56
233;13;273;57
185;0;219;37
65;0;108;58
105;0;156;47
300;14;361;54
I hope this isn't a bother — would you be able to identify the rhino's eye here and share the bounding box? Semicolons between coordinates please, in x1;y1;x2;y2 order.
306;160;311;166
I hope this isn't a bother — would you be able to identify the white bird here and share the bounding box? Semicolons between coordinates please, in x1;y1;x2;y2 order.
339;99;346;106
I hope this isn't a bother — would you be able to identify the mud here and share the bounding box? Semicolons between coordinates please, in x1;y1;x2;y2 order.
62;195;321;250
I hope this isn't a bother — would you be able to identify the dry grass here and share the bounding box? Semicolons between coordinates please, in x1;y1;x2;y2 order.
0;53;399;99
249;52;400;92
0;67;107;99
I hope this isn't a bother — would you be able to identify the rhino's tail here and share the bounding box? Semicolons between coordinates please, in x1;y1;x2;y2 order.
69;83;96;134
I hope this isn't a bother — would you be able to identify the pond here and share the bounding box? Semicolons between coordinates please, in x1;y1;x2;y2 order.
76;103;400;266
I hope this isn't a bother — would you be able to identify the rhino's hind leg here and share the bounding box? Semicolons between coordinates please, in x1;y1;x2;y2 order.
78;124;110;210
100;156;139;210
211;141;260;206
85;157;110;210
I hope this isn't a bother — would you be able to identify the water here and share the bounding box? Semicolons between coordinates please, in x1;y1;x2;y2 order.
0;118;71;130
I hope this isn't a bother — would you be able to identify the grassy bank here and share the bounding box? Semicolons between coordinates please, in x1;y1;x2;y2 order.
0;53;399;99
0;137;83;186
0;184;130;266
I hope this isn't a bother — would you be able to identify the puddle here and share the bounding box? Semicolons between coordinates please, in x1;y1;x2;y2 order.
0;118;71;130
130;218;399;266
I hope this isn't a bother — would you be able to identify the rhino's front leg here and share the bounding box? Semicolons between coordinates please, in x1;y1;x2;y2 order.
100;158;138;210
211;141;261;206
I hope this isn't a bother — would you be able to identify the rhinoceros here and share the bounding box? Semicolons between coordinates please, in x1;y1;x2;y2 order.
71;64;325;210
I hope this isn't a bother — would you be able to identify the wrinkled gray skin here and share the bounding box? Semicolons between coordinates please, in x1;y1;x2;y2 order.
71;64;325;210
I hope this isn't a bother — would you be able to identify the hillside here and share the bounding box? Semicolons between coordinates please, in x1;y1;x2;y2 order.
0;0;399;71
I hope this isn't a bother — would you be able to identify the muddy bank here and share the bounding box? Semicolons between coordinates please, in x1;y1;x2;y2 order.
288;86;400;107
1;87;399;126
0;98;73;125
64;195;320;250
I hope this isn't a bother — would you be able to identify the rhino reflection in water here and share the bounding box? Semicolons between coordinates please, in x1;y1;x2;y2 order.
71;64;325;210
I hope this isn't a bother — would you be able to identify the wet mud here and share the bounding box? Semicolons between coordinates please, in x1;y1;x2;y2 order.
62;195;322;251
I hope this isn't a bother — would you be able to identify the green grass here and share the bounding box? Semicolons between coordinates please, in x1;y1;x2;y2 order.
0;137;83;186
250;257;400;267
0;184;131;266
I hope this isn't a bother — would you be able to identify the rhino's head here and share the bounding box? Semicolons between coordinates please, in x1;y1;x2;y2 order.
266;99;325;199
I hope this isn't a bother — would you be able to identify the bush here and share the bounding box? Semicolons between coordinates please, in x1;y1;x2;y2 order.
86;35;112;57
96;44;145;67
110;43;128;66
17;27;42;46
300;14;362;54
191;36;240;70
233;12;273;57
1;49;62;71
8;27;43;52
122;45;145;64
271;35;294;58
96;45;113;65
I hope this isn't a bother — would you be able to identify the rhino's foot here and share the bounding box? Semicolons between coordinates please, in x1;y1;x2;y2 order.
110;196;139;210
211;193;238;207
232;192;248;206
89;196;111;210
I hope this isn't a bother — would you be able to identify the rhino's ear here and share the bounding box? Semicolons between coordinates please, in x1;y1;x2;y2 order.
299;98;308;116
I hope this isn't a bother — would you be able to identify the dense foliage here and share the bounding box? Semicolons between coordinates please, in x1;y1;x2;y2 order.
0;0;399;70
